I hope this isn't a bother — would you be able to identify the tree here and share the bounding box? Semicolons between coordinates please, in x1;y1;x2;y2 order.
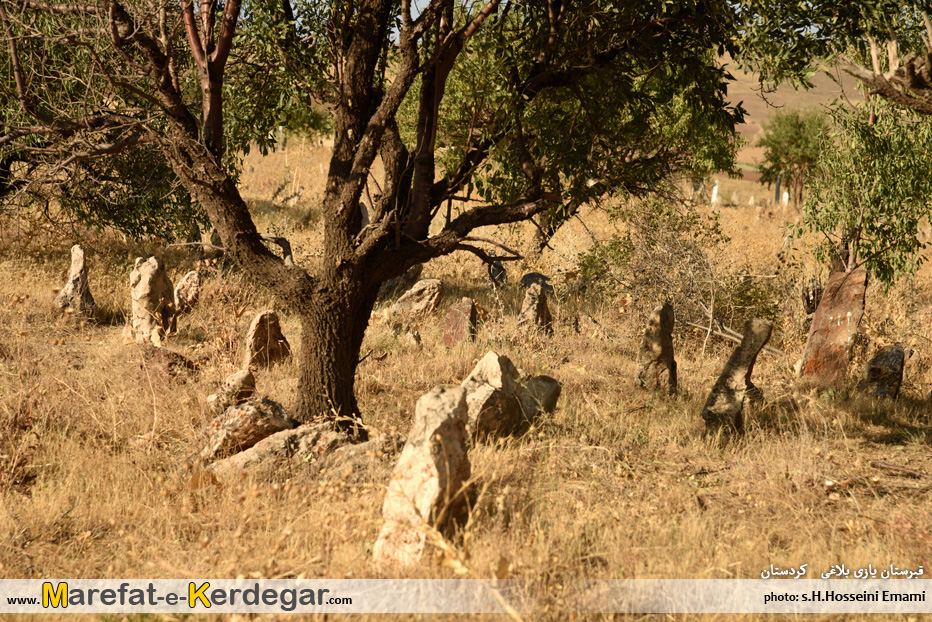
0;1;750;436
757;107;828;207
801;100;932;282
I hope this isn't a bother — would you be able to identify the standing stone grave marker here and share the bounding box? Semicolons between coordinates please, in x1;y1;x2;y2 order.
798;270;868;388
635;302;677;394
55;244;95;316
701;318;773;433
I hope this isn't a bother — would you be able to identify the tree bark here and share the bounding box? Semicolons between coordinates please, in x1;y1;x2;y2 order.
294;281;377;439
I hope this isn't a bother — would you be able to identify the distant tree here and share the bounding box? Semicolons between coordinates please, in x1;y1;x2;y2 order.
802;100;932;282
757;107;828;206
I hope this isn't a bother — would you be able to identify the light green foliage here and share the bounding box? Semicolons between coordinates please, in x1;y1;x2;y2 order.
397;2;744;236
757;107;829;205
802;101;932;284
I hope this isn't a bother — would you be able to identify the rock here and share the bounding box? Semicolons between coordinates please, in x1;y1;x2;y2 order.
700;318;773;433
55;244;95;316
520;375;562;417
402;330;422;348
378;264;423;301
802;278;823;315
387;279;444;331
372;386;470;567
199;397;299;464
206;369;256;415
442;297;478;347
635;303;677;394
516;283;553;336
130;256;175;345
574;313;605;340
520;272;554;293
173;270;201;314
209;422;341;477
244;310;291;369
799;270;868;388
137;344;197;377
488;260;507;286
460;351;527;439
857;345;906;399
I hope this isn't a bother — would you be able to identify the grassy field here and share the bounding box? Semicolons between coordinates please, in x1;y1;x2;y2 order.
2;75;932;622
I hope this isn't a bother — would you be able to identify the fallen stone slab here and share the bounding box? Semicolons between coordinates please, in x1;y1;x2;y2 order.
55;244;95;316
137;344;197;378
857;345;906;400
799;270;868;389
701;318;773;433
199;398;299;464
372;386;470;567
378;264;423;301
635;302;677;394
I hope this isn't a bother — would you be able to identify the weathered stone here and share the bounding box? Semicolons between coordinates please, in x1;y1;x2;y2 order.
701;318;773;432
206;369;256;415
174;270;201;314
802;278;823;315
635;303;677;394
520;375;562;418
402;330;422;348
372;386;470;567
520;272;554;293
55;244;95;316
574;313;605;340
442;297;478;347
799;270;868;388
516;283;553;336
199;397;299;464
130;256;175;345
137;344;197;377
488;260;507;286
387;279;444;330
378;264;423;301
857;345;906;399
208;422;339;477
244;310;291;368
460;351;527;439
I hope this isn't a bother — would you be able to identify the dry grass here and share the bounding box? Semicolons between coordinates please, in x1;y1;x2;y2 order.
4;128;932;622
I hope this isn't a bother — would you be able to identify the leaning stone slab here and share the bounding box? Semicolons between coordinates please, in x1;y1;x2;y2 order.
55;244;95;316
206;369;256;415
174;270;201;314
857;345;906;400
701;318;773;433
387;279;444;331
130;256;175;345
443;297;479;347
635;303;677;394
199;397;298;464
799;270;868;388
244;310;291;369
372;386;470;567
460;351;527;439
516;283;553;336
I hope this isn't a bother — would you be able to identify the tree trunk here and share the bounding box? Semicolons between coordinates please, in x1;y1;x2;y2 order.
293;277;378;440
